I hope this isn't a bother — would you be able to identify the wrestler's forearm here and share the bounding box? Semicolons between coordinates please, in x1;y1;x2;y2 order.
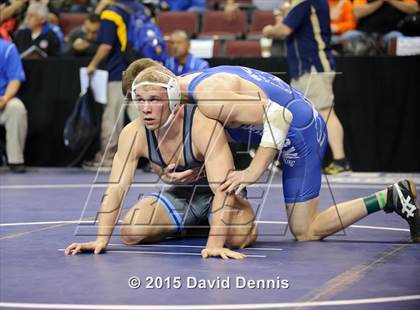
206;191;236;248
95;185;126;244
248;147;278;178
93;127;139;245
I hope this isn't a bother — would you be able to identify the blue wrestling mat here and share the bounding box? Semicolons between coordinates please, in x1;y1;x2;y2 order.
0;169;419;309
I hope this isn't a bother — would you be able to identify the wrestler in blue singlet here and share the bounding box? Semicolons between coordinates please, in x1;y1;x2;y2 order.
187;66;328;203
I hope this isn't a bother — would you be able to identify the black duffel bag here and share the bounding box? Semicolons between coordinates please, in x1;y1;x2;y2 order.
63;83;102;165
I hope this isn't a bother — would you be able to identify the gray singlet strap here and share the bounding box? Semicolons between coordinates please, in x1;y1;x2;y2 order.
145;104;203;170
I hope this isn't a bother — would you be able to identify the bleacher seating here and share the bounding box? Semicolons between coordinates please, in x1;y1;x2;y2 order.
248;10;276;40
198;10;247;40
156;12;199;38
224;40;261;57
59;13;87;38
58;9;278;57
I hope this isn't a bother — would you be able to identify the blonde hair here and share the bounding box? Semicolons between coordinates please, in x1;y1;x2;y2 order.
131;66;176;99
134;66;175;85
122;58;164;98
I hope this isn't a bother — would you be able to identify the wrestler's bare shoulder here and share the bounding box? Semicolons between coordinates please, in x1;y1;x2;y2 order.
192;108;224;142
119;118;147;158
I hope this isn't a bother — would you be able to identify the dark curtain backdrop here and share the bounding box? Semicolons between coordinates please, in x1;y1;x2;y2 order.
17;56;420;171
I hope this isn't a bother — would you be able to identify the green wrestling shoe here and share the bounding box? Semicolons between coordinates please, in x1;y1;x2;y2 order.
384;179;420;243
323;159;351;175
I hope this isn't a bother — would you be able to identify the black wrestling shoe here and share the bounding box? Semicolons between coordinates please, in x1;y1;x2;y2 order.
384;179;420;243
9;163;26;173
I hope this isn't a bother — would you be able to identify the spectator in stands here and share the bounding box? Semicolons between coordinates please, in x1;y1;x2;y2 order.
13;2;61;56
160;0;207;13
83;0;141;170
350;0;419;47
62;13;100;56
329;0;356;43
29;0;65;47
263;0;350;174
0;38;28;173
165;30;209;75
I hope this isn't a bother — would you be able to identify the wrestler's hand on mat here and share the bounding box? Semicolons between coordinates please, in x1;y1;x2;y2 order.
201;247;246;260
220;169;259;195
160;164;204;184
64;240;107;255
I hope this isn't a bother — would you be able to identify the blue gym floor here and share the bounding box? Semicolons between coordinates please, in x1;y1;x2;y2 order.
1;168;419;309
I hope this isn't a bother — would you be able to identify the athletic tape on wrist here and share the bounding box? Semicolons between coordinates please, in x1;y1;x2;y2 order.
260;100;292;150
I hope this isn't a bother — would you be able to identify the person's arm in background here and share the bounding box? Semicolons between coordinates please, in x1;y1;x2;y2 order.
262;0;308;39
0;0;28;23
62;28;98;56
87;44;112;74
62;28;82;55
87;13;116;74
331;0;357;34
95;0;115;14
353;0;384;20
0;80;21;110
386;0;419;14
262;20;292;39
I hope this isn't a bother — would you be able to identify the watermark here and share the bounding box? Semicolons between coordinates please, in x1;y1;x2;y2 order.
128;275;289;290
128;276;142;289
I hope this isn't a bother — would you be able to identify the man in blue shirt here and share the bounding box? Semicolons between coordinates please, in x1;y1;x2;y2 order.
263;0;350;174
0;38;27;173
165;30;209;76
84;0;141;170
